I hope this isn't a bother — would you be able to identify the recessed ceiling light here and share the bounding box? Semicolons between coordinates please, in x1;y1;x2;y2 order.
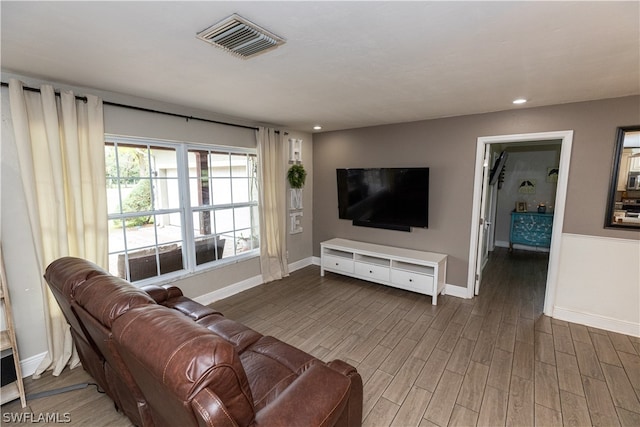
313;125;322;130
513;98;527;105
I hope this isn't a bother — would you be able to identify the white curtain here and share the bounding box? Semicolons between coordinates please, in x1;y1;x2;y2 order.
257;127;289;283
8;79;107;377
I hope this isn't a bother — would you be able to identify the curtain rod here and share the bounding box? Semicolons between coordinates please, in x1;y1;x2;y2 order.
0;81;286;134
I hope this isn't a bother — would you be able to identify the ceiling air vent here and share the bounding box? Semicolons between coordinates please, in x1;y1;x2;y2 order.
196;14;285;59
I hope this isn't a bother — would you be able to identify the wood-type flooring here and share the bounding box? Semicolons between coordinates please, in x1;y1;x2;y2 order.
2;248;639;426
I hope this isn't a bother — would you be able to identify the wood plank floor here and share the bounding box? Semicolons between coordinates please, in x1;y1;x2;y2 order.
3;248;639;426
0;365;131;426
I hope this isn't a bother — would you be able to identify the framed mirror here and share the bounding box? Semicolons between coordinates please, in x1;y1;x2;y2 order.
605;125;640;229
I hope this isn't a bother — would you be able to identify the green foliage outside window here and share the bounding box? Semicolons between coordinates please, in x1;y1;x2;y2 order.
118;180;153;227
105;146;149;188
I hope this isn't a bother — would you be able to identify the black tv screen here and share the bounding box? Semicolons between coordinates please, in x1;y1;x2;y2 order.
337;168;429;231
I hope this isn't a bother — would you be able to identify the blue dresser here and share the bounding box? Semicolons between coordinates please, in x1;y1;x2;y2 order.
509;212;554;250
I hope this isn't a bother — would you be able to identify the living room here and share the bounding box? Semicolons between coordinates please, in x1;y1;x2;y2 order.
1;1;639;426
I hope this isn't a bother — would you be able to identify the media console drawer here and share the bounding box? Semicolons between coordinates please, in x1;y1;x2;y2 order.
320;238;447;305
355;262;390;282
390;269;434;294
322;254;354;274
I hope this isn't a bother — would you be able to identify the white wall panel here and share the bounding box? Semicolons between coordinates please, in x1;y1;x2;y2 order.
554;233;640;336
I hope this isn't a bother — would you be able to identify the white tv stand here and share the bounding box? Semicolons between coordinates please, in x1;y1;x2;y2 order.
320;238;448;305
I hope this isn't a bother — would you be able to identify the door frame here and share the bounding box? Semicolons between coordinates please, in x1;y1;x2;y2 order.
486;149;501;253
466;130;574;316
474;144;492;295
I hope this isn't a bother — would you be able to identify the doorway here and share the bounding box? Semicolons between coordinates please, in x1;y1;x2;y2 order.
467;131;574;316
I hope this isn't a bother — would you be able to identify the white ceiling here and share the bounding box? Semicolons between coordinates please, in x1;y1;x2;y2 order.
2;1;638;133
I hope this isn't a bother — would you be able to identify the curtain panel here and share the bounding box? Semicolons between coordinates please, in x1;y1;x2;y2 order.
8;79;107;377
257;127;289;283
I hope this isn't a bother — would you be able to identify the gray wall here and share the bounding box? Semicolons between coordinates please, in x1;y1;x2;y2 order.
313;95;640;288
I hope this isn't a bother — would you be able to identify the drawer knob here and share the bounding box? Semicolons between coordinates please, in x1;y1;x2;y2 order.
409;278;413;282
369;270;373;274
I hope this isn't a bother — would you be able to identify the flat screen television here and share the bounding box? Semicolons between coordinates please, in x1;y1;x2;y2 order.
337;167;429;231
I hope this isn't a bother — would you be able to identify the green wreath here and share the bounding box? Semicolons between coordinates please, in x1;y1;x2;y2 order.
287;164;307;189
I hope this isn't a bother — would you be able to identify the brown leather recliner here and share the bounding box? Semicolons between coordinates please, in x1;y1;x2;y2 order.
44;257;363;427
44;257;221;426
45;258;169;425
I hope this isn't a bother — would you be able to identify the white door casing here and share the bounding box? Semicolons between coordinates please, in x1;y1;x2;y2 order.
467;130;574;316
474;144;491;295
487;150;500;253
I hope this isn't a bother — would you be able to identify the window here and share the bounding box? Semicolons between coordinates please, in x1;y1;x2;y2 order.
106;136;259;283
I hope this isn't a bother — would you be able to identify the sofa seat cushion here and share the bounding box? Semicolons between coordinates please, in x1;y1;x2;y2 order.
197;315;263;354
240;336;320;412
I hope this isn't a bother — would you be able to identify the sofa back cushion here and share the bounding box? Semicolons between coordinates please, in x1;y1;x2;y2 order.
74;275;155;328
113;305;255;427
44;257;111;343
44;256;110;297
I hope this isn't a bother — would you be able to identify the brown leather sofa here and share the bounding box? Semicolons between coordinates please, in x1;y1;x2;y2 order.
44;257;363;427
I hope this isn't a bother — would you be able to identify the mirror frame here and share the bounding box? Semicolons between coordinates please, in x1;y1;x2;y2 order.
605;125;640;230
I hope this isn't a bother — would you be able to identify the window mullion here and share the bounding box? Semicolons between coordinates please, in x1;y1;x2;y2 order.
228;153;237;256
178;145;195;271
114;142;131;280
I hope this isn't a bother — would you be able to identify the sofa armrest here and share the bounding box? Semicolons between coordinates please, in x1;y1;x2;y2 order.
328;360;363;427
140;284;183;304
191;389;242;427
254;363;351;427
163;284;184;299
328;359;358;377
164;296;222;320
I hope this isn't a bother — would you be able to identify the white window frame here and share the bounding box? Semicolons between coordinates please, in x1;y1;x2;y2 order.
106;134;259;285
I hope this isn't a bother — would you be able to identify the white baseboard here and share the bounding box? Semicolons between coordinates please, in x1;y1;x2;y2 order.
553;306;640;337
193;274;263;306
445;284;470;299
20;351;47;378
312;256;321;266
289;257;314;272
193;257;315;306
